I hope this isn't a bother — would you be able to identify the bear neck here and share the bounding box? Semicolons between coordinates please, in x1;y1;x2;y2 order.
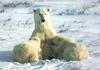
30;21;57;40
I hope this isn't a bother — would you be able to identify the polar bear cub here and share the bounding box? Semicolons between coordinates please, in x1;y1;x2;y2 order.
12;37;41;63
48;36;89;61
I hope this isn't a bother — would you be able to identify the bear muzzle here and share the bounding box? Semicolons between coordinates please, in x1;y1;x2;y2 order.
42;19;45;22
40;14;45;22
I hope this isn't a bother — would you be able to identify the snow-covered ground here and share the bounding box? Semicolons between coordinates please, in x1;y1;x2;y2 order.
0;1;100;70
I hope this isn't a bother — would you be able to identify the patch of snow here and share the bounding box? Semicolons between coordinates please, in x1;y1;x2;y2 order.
0;1;100;70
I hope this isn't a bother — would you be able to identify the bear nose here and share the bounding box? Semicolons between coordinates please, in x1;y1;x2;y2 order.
42;19;45;22
40;15;45;22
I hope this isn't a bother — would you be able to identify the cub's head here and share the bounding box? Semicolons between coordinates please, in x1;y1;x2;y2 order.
31;36;41;53
32;36;41;43
33;8;51;24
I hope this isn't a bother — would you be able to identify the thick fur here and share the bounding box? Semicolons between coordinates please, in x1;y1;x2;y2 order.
12;37;41;63
47;36;89;60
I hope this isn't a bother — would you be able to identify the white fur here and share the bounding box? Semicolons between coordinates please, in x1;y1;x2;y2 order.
12;37;41;63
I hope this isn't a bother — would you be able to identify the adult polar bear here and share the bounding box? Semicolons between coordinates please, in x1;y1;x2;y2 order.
30;8;89;60
29;8;57;59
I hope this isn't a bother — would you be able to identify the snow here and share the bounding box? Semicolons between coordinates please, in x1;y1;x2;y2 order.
0;1;100;70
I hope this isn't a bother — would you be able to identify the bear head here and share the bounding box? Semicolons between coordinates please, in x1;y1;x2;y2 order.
33;8;51;24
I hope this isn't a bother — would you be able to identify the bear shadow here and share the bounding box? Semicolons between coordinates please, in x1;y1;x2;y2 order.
0;51;12;62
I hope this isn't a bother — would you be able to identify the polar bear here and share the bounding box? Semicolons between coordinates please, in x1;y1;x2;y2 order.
47;36;89;60
12;37;41;63
29;8;57;59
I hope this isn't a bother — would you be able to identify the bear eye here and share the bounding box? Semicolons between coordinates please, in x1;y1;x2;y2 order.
39;14;41;15
44;14;46;15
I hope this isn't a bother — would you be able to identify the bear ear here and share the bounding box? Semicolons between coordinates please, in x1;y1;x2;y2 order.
47;8;50;12
33;9;36;12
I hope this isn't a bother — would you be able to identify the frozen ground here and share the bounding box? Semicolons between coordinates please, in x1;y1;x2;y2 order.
0;1;100;70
